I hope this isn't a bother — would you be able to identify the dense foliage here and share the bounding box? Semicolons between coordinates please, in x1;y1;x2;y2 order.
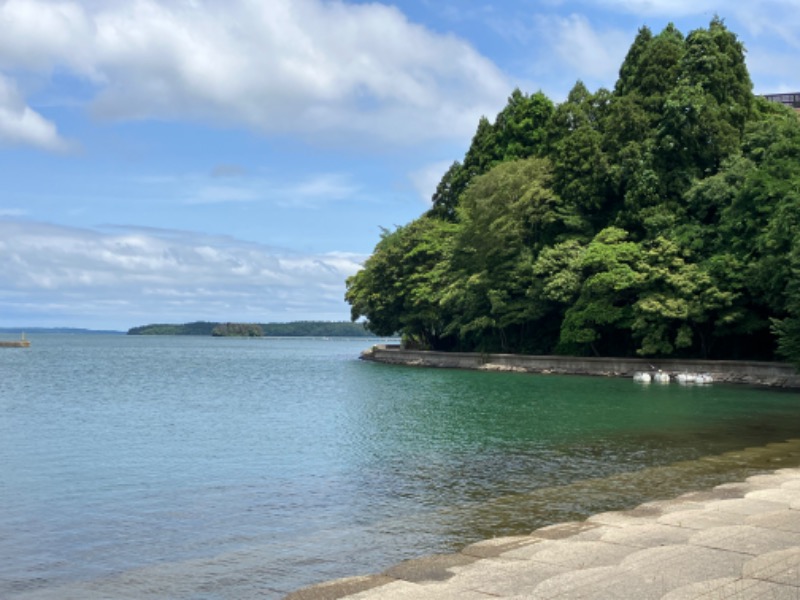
259;321;372;337
128;321;218;335
346;19;800;365
128;321;375;337
211;323;264;337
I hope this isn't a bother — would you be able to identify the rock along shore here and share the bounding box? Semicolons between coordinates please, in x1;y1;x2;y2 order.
359;345;800;389
286;440;800;600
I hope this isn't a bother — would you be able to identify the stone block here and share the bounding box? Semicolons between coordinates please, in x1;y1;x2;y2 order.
689;524;800;555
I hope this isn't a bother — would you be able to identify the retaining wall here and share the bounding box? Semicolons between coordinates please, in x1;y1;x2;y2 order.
360;345;800;389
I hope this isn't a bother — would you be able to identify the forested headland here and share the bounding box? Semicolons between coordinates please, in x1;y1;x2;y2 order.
127;321;374;337
346;19;800;366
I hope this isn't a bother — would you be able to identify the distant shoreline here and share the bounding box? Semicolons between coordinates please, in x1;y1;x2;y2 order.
0;327;124;335
360;345;800;389
127;320;376;337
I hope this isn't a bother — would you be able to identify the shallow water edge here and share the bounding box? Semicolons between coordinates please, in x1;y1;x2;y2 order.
286;437;800;599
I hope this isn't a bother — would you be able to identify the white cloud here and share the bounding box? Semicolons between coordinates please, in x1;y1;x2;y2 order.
0;74;72;151
0;0;97;75
728;2;800;49
535;14;630;88
0;219;365;328
0;0;511;145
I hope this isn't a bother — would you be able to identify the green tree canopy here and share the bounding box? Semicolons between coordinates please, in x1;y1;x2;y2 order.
347;18;800;366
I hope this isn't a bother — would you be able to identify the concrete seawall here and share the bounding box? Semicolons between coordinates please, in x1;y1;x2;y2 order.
360;345;800;389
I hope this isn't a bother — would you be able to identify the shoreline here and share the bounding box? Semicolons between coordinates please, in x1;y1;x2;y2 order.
359;345;800;389
286;439;800;599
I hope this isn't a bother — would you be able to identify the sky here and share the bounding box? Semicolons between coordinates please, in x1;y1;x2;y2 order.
1;0;799;330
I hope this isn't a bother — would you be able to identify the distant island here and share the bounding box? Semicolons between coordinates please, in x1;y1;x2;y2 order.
127;321;378;337
0;327;123;335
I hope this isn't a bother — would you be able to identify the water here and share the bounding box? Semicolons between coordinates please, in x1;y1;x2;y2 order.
1;334;799;599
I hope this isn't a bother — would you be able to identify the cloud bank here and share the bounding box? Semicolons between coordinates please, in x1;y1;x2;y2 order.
0;220;364;329
0;0;510;149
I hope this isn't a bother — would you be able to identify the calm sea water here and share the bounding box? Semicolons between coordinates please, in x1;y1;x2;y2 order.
1;334;800;599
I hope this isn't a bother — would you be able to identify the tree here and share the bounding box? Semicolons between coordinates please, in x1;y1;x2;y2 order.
443;158;569;351
429;161;466;221
346;217;458;348
631;238;735;357
773;248;800;367
558;228;644;356
212;323;264;337
495;89;554;161
615;23;685;117
346;19;800;364
429;90;554;221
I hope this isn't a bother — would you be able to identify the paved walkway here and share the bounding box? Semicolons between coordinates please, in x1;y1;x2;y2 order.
287;466;800;599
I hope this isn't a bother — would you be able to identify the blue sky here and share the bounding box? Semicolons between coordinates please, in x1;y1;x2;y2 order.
1;0;798;330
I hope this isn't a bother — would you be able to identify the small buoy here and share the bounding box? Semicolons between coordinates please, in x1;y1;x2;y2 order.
633;372;651;383
654;371;670;384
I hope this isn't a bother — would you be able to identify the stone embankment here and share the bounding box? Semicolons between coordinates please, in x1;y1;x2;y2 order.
288;459;800;599
360;345;800;389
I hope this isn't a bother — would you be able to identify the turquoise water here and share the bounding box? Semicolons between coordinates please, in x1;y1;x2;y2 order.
1;334;799;598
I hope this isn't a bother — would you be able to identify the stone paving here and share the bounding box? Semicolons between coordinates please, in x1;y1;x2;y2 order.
286;467;800;599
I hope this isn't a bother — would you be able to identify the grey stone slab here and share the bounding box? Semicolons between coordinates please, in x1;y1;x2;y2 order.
526;565;667;600
659;577;738;600
657;508;745;530
382;553;477;583
597;522;693;548
712;482;761;497
706;497;787;516
504;540;638;569
677;487;747;502
587;507;663;527
747;472;800;488
292;468;800;600
770;468;800;479
662;577;799;600
444;556;568;596
746;508;800;533
689;524;800;555
639;498;707;515
746;487;800;505
621;544;749;588
531;521;603;540
461;535;543;559
742;547;800;587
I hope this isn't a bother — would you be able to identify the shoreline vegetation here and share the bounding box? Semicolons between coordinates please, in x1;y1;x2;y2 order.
127;320;375;337
345;19;800;370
